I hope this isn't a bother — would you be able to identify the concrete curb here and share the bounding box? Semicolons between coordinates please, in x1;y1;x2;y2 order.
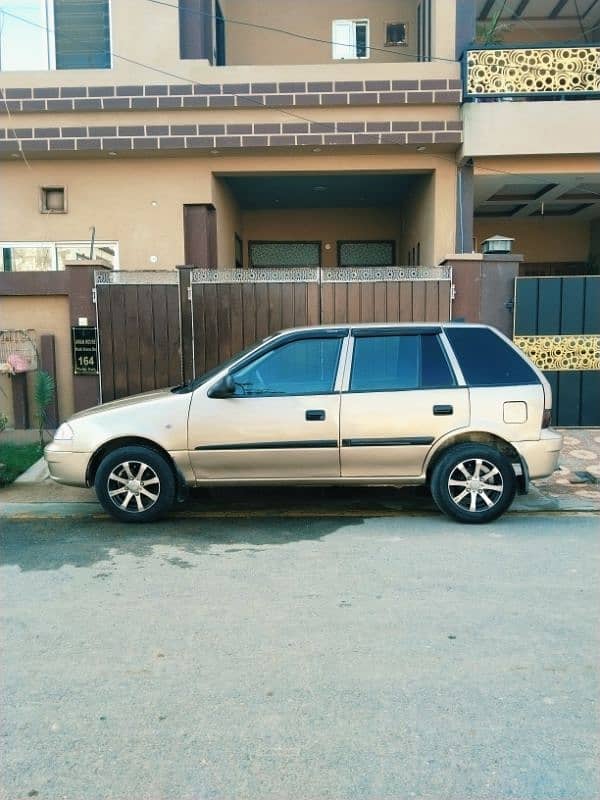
1;494;598;522
14;457;50;483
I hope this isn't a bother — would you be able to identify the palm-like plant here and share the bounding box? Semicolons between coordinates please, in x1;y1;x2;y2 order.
34;370;56;449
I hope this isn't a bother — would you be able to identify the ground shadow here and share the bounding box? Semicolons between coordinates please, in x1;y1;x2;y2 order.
1;485;437;573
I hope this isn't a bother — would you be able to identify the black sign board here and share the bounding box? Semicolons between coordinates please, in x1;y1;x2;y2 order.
71;326;99;375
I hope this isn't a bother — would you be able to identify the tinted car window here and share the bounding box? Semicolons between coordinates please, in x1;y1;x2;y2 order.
351;335;419;391
350;334;456;392
422;334;455;388
232;337;342;396
445;327;539;386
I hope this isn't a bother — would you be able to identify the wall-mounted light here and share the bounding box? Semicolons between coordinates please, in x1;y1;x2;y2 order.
481;234;515;255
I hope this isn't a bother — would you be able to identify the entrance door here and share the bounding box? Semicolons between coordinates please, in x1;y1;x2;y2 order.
340;329;469;477
188;332;346;481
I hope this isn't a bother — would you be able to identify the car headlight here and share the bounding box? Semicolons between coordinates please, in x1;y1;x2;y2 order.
53;422;74;441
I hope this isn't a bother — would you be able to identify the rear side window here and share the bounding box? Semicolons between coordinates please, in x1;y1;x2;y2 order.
350;334;455;392
445;327;539;386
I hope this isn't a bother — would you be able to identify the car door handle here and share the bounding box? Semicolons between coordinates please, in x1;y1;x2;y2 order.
433;404;453;415
306;409;326;421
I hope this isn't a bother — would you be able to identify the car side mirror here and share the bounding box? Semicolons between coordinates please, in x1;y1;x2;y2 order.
208;373;236;398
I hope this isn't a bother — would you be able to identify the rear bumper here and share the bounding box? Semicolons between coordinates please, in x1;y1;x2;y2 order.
514;429;563;481
44;444;90;487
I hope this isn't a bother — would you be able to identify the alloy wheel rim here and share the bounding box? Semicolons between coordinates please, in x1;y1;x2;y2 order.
447;457;504;513
107;460;160;513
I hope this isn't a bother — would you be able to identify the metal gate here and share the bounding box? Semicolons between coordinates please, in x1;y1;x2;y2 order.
190;266;452;374
95;271;182;402
513;276;600;426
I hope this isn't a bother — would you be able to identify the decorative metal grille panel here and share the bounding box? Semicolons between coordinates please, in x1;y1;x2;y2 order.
514;335;600;371
466;46;600;96
321;266;452;282
249;242;321;267
191;268;320;284
339;241;394;267
95;270;179;285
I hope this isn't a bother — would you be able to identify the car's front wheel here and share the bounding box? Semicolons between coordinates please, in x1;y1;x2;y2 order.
430;443;516;524
95;446;176;523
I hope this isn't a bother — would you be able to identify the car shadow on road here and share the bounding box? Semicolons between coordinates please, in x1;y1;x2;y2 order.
1;486;434;573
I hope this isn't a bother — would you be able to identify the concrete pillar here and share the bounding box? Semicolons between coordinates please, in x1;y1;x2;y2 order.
456;162;474;255
443;253;523;338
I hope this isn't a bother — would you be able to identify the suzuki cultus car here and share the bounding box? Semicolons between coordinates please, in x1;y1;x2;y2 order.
45;323;562;524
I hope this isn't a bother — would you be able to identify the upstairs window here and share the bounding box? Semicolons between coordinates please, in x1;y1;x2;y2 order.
385;22;408;47
0;0;111;71
332;19;369;60
41;186;66;213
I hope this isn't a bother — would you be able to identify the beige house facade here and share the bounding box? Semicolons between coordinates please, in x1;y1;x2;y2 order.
0;0;599;427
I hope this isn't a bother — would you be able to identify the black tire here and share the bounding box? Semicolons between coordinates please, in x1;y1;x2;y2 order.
430;443;516;524
95;445;176;523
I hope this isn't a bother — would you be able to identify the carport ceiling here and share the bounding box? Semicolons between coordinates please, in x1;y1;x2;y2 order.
477;0;600;27
474;173;600;219
221;173;421;209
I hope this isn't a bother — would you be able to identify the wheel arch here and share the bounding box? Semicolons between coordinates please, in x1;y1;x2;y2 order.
425;431;528;493
86;436;181;489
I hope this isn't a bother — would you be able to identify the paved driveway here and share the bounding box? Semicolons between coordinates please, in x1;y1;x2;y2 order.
1;512;599;800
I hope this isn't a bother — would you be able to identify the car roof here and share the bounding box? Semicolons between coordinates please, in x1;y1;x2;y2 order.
271;322;490;335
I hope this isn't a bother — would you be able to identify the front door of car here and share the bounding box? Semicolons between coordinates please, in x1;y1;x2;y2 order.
340;330;470;478
188;332;347;481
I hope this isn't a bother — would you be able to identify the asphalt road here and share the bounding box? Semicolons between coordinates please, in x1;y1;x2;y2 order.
1;510;599;800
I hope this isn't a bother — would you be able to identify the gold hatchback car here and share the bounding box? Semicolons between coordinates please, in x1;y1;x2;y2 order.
45;323;562;524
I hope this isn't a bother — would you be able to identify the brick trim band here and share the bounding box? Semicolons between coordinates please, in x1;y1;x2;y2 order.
0;120;462;155
1;79;462;114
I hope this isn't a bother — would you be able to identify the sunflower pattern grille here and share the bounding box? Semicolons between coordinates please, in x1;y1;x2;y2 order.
514;335;600;371
466;47;600;96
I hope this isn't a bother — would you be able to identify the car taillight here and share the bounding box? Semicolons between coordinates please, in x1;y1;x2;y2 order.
542;409;552;428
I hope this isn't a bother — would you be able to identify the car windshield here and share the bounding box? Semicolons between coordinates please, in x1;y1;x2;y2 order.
170;334;278;393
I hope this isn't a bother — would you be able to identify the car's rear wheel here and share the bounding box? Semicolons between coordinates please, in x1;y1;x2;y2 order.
95;446;176;523
430;443;516;524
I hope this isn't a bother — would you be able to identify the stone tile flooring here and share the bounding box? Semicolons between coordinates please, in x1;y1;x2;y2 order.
534;428;600;502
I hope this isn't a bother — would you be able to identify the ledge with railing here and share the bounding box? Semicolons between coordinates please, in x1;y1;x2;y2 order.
463;44;600;100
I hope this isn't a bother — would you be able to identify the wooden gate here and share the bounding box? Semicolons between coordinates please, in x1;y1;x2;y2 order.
514;276;600;426
189;266;452;374
95;271;182;401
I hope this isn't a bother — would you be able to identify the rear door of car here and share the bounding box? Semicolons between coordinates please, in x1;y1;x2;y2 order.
339;327;470;478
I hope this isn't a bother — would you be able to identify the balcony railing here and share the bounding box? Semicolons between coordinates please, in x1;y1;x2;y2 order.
464;45;600;99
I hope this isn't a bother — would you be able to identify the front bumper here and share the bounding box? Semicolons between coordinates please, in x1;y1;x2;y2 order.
44;443;91;487
514;429;563;481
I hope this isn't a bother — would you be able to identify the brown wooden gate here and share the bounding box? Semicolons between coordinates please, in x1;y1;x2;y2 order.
189;267;452;375
320;267;452;325
95;272;182;401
